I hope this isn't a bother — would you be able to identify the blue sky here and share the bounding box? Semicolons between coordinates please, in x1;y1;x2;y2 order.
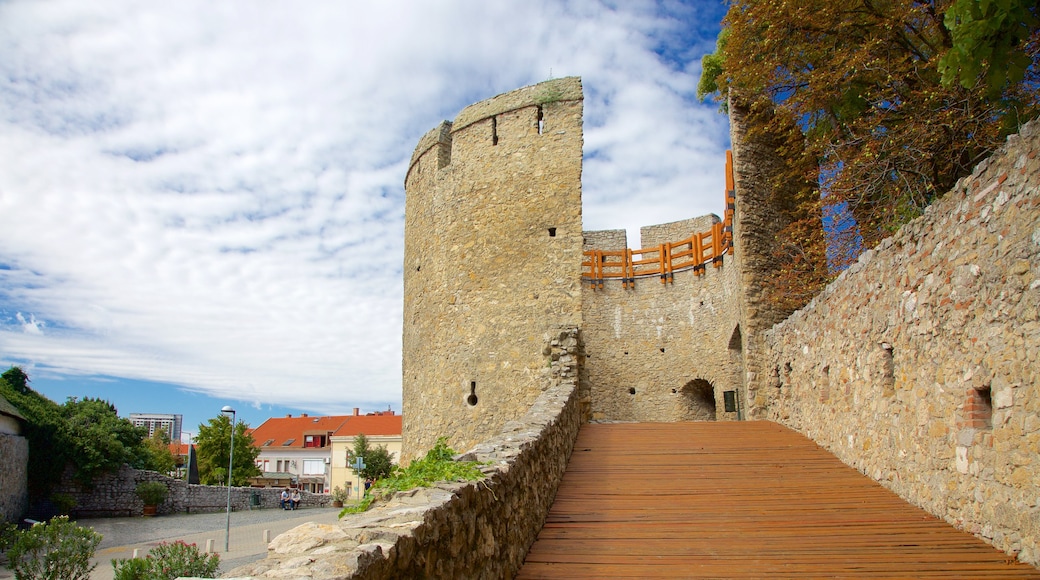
0;1;730;439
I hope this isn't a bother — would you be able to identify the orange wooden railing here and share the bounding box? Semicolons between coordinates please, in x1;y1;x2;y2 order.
582;151;736;289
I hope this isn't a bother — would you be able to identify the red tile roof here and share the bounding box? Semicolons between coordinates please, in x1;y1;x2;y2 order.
250;415;350;448
332;413;402;437
249;412;401;448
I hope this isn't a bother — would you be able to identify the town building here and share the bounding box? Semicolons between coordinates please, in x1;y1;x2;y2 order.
249;409;401;494
329;410;402;499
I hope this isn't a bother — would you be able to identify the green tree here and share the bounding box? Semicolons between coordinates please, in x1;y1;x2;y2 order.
194;415;259;486
140;428;177;476
60;397;149;484
344;433;394;481
939;0;1039;96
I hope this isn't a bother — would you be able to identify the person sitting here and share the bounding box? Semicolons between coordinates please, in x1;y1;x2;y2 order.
280;488;291;510
290;488;302;510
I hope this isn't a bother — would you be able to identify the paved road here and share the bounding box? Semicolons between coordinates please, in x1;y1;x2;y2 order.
0;506;342;579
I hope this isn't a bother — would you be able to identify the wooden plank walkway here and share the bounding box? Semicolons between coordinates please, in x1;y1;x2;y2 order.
518;421;1040;579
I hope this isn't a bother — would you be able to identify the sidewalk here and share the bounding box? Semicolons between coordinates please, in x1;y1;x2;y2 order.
0;506;342;579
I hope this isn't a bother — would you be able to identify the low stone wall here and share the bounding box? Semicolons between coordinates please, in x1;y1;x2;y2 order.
55;466;331;518
756;121;1040;564
227;328;586;579
0;433;29;523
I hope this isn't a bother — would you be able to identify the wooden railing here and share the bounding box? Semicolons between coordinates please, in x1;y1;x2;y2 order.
582;151;735;289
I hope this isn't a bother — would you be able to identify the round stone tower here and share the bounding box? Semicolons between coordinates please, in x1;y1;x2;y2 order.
402;77;585;459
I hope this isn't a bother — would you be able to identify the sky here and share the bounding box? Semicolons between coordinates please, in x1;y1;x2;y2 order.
0;0;731;438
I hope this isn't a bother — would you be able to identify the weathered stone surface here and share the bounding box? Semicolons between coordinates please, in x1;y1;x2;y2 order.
223;329;584;579
753;120;1040;566
402;77;585;461
582;218;744;423
0;433;28;523
51;465;331;517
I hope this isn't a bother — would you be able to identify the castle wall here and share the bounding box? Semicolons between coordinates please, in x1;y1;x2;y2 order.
0;433;28;523
755;121;1040;564
582;218;743;421
727;97;813;419
402;78;584;460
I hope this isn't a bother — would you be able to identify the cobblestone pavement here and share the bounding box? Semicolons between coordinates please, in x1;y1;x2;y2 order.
0;506;342;579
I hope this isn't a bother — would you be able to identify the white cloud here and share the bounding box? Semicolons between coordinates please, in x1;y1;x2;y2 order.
0;0;729;411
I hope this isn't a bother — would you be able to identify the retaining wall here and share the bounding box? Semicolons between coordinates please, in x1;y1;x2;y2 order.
755;121;1040;564
54;467;331;519
228;328;586;579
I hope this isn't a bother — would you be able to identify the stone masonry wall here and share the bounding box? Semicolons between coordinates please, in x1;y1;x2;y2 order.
0;433;28;523
755;121;1040;565
54;466;331;518
402;77;584;461
728;97;814;419
227;328;586;579
582;217;743;421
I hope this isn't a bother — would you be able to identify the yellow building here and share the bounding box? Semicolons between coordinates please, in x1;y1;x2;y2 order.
329;410;402;500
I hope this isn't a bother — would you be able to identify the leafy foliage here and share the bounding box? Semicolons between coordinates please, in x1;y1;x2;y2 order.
194;414;260;486
134;481;169;506
111;541;220;580
344;433;394;481
140;429;177;476
61;397;151;484
698;0;1039;308
940;0;1039;96
0;367;162;495
340;437;485;516
6;516;102;580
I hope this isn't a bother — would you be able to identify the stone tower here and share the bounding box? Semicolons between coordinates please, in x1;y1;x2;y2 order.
402;77;585;459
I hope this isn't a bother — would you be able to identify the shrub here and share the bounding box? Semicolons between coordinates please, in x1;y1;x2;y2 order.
135;481;169;506
330;486;350;503
51;493;76;515
6;516;102;580
112;541;220;580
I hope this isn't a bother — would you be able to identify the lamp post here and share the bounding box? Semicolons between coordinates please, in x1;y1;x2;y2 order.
221;406;236;553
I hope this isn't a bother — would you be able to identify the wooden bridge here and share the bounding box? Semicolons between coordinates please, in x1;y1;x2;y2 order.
518;421;1039;579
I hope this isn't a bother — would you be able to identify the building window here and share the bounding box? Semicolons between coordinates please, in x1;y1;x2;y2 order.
302;459;325;475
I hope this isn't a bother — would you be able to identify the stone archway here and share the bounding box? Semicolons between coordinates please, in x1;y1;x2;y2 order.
677;378;717;421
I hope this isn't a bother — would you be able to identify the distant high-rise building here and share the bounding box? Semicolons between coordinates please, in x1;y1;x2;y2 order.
129;413;182;442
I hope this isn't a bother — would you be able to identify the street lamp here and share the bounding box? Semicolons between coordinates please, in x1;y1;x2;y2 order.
221;405;236;553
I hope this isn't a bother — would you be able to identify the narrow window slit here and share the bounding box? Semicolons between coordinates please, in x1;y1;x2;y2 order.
467;381;478;406
548;227;557;237
537;105;544;135
491;117;498;146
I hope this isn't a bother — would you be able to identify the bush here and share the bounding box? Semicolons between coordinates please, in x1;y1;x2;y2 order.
330;486;350;503
135;481;169;506
112;541;220;580
6;516;102;580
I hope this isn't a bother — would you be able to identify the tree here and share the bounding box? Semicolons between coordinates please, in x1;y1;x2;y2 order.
194;415;260;486
140;428;177;476
704;0;1039;261
61;397;149;484
939;0;1040;97
344;433;394;481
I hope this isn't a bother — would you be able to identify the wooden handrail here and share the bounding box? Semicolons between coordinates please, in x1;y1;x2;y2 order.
582;151;735;288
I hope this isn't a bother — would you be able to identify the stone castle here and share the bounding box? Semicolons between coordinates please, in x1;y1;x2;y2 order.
234;77;1037;577
402;77;1039;564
